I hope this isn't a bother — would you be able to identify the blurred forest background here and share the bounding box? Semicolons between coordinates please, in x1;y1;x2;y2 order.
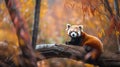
0;0;120;52
0;0;120;67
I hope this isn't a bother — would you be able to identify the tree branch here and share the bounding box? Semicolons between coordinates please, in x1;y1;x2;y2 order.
114;0;120;17
104;0;114;16
32;0;41;49
36;44;86;60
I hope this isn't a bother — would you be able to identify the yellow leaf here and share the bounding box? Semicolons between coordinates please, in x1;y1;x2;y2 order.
85;63;95;67
116;31;120;37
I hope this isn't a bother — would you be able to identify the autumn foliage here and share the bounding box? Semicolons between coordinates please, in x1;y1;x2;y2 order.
0;0;120;67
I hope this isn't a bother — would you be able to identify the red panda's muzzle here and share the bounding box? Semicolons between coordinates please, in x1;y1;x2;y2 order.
69;31;81;38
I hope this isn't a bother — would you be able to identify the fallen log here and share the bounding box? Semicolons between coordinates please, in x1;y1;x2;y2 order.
36;44;120;67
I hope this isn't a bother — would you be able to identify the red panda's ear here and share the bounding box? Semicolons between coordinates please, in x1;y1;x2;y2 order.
66;24;71;30
79;25;83;31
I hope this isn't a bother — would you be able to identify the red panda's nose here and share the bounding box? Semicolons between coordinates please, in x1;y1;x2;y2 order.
72;34;75;36
71;34;75;37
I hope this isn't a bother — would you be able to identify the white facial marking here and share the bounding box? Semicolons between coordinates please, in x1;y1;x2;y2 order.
71;32;77;37
67;29;72;35
78;31;81;36
66;24;71;31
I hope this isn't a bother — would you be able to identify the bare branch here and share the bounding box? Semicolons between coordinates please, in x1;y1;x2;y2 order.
114;0;120;17
32;0;41;49
104;0;114;16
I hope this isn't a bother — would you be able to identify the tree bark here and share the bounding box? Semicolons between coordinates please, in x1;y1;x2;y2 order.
5;0;37;67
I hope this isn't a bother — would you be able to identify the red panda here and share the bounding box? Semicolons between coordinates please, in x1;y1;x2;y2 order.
65;24;103;64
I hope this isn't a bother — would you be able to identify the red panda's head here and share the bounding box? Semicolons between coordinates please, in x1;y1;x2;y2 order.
66;24;83;38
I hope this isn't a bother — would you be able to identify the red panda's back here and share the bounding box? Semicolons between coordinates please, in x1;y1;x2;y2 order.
81;32;103;60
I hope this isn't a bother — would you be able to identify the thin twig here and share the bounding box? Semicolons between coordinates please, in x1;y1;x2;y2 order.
104;0;113;16
114;0;120;17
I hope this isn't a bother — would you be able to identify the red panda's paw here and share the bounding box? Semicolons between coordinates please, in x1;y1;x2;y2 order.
84;53;96;64
65;41;71;45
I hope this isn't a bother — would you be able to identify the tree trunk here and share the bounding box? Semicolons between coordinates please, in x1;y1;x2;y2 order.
5;0;37;67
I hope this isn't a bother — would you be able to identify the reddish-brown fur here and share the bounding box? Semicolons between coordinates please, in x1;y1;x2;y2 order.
80;32;103;61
